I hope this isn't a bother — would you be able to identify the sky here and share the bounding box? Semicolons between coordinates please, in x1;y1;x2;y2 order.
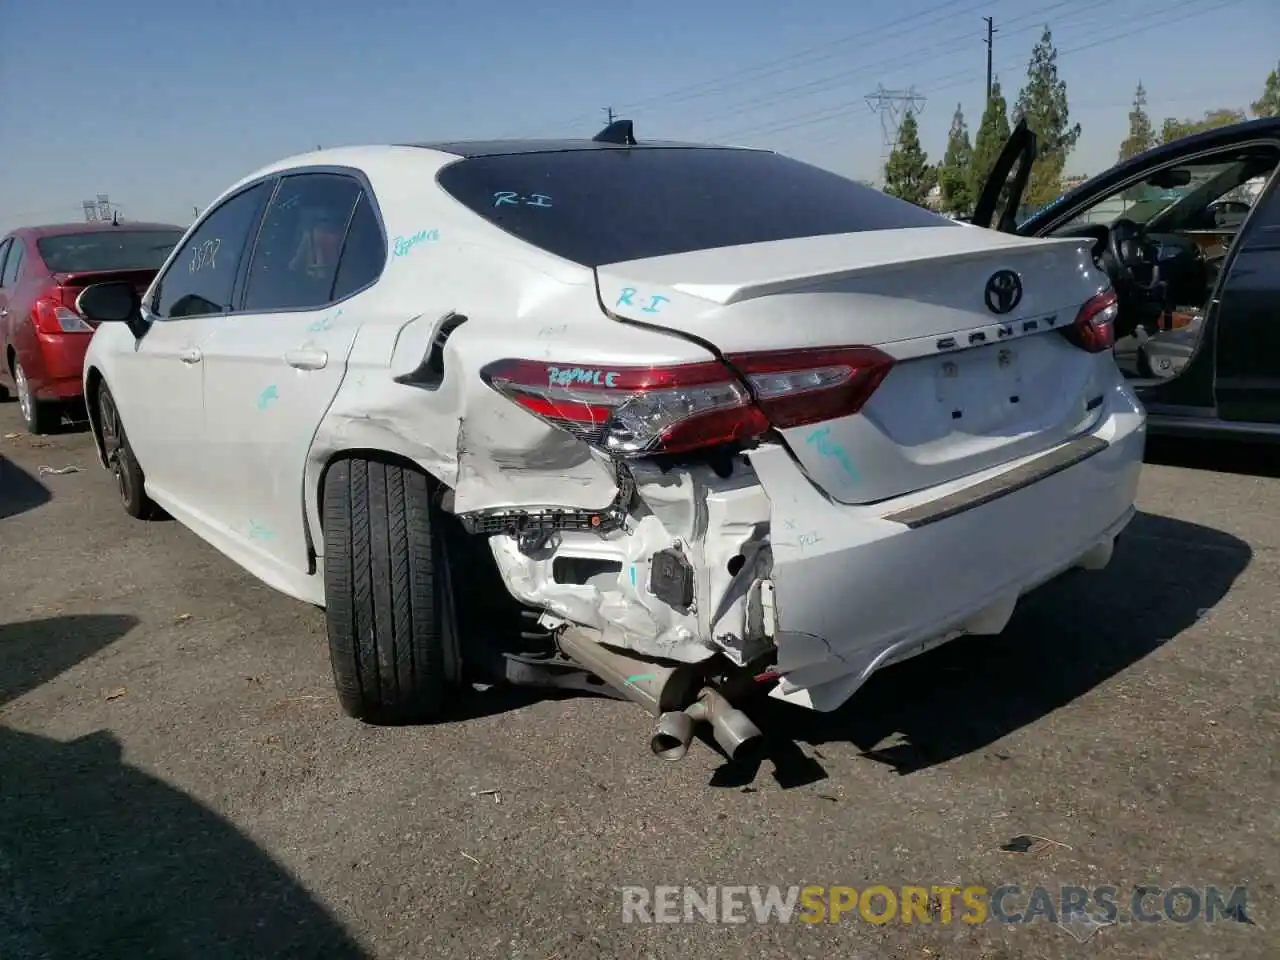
1;0;1276;234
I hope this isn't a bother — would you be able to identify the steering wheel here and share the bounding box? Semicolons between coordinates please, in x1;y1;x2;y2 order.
1107;218;1144;284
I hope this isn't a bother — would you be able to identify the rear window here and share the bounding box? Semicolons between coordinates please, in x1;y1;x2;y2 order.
37;229;186;273
436;147;954;266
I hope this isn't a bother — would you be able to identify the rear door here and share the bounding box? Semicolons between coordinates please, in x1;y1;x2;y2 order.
198;171;381;571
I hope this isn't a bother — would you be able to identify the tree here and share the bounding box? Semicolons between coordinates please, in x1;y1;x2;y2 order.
1118;81;1156;161
882;109;936;207
1160;108;1247;145
1013;26;1081;208
937;104;975;216
1252;63;1280;118
968;77;1011;204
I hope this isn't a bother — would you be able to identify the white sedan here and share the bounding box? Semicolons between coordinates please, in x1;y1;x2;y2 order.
76;122;1145;760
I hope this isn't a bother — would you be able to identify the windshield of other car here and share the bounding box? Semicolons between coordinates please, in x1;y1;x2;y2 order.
435;146;955;267
36;229;186;273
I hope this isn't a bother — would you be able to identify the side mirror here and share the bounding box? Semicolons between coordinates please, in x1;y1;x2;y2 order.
76;281;148;339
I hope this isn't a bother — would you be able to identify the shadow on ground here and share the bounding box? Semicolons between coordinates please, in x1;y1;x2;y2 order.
1145;435;1280;479
0;454;50;520
712;511;1252;788
0;615;368;958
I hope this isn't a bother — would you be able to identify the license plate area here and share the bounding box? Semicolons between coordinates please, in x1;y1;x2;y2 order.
934;346;1025;432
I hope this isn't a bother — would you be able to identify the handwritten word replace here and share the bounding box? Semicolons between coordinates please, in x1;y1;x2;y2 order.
547;366;621;389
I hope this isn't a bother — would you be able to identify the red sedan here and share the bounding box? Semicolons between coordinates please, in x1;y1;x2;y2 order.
0;221;186;433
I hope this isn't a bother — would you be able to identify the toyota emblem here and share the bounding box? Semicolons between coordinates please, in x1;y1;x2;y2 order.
984;270;1023;315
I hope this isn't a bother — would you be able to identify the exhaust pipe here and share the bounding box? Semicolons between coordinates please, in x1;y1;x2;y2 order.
651;689;765;762
558;628;765;763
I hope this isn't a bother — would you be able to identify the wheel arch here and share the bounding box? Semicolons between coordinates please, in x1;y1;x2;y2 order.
306;445;450;562
83;365;110;468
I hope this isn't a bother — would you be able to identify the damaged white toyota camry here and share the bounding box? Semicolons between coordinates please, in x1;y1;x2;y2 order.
77;120;1145;760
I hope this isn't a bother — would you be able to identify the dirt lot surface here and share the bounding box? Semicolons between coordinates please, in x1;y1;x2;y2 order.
1;404;1277;959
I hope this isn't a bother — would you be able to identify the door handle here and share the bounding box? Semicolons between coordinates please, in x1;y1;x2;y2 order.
285;349;328;370
179;347;202;364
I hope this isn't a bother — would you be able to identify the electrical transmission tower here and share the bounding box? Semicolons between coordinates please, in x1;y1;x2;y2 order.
82;194;113;222
865;85;927;160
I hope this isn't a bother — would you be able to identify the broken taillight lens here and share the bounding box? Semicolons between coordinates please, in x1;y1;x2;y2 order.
479;346;895;458
1063;289;1118;354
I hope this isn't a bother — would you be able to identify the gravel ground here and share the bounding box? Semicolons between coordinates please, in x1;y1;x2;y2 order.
1;405;1277;960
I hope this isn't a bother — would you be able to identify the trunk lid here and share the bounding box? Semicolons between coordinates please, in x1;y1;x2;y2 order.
595;226;1114;505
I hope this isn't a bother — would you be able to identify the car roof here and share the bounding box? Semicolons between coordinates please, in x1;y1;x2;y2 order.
7;221;186;240
399;138;765;158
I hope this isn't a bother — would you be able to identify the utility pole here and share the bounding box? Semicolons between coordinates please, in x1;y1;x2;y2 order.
603;106;617;125
865;84;928;163
983;17;997;103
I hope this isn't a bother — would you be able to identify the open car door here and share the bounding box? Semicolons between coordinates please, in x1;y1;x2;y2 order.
971;117;1037;233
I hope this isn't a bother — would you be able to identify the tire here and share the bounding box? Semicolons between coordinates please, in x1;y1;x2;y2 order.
97;381;158;519
14;360;62;434
323;457;458;724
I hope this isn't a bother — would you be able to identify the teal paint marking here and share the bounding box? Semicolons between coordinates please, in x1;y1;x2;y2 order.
392;229;440;257
248;521;274;541
307;307;342;333
624;673;657;687
629;566;637;587
256;385;279;411
805;425;860;481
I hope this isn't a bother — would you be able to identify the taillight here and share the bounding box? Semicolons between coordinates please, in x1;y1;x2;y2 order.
33;295;94;334
479;346;894;458
1063;289;1118;354
727;347;895;428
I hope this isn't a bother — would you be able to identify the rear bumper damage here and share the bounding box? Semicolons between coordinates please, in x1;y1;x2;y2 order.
486;380;1145;713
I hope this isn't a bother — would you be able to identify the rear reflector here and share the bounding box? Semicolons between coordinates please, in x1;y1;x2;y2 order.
480;346;895;458
1063;289;1118;354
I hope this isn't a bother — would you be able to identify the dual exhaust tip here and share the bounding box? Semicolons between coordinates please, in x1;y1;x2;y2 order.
650;687;765;763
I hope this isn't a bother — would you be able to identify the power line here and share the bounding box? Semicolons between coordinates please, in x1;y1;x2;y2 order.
712;0;1244;145
526;0;995;134
675;0;1102;136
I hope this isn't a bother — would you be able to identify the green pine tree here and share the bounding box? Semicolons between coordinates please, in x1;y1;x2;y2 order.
938;104;975;216
1160;108;1247;145
968;77;1011;205
1013;26;1081;209
882;109;936;208
1252;63;1280;118
1118;81;1156;161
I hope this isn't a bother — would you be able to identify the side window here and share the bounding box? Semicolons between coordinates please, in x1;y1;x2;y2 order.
0;239;12;286
242;173;362;312
331;192;386;301
153;181;271;319
2;241;25;287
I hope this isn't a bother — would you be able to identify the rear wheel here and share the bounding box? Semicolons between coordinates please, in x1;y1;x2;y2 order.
323;457;459;724
97;381;158;519
15;360;63;435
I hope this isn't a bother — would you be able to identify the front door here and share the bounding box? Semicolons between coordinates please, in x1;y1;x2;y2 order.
115;179;274;513
199;172;386;576
1213;171;1280;422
